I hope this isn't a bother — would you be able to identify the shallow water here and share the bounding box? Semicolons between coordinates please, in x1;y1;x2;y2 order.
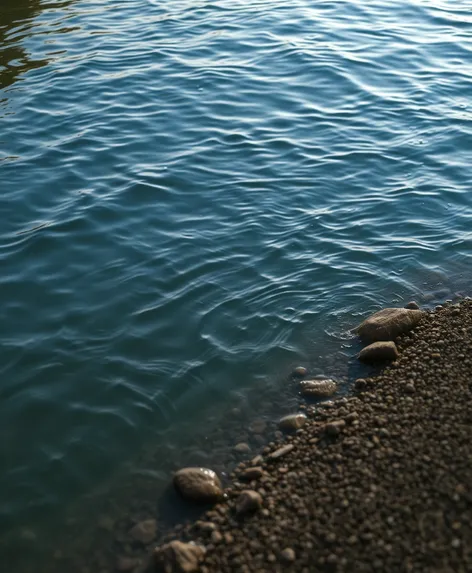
1;0;472;568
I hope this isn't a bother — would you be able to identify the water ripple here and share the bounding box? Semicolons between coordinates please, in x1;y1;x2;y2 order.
1;0;472;561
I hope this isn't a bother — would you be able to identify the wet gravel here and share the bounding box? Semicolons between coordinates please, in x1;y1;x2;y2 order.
159;300;472;572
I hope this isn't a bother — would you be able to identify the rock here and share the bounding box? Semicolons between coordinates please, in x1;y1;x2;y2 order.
405;301;420;310
129;519;157;544
241;466;264;481
358;341;399;364
278;413;307;432
154;541;206;573
355;308;425;342
324;420;346;438
233;442;251;454
249;419;267;434
195;521;217;534
405;383;416;394
300;379;337;398
269;444;294;460
280;548;296;562
97;515;115;532
210;530;223;544
116;556;141;572
174;468;223;503
235;490;263;515
19;528;37;542
292;366;307;378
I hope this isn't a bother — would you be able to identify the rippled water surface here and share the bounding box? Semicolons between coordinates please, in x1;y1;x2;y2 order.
1;0;472;568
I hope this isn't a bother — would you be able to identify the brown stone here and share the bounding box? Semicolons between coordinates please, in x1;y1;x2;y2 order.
292;366;307;378
241;466;264;481
235;490;263;515
174;468;223;503
268;444;294;460
280;548;296;562
154;541;206;573
355;308;425;342
278;413;307;432
358;341;399;364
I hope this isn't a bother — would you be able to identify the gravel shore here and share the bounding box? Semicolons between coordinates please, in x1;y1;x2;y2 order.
158;300;472;573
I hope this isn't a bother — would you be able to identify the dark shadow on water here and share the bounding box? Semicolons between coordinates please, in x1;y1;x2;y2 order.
157;483;212;533
0;0;73;90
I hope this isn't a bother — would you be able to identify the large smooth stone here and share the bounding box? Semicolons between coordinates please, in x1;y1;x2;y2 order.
300;379;337;398
355;308;425;342
173;467;222;503
358;341;399;364
154;540;206;573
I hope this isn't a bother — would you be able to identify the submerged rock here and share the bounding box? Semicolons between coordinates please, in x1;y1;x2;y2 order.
233;442;251;454
405;301;420;310
278;413;307;432
248;419;267;435
355;307;425;342
300;379;337;398
154;540;206;573
116;556;142;572
128;519;157;544
174;468;222;503
358;341;399;364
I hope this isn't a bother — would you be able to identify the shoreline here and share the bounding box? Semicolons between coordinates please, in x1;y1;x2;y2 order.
151;299;472;572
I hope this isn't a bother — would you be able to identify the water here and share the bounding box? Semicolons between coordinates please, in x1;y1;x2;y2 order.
1;0;471;569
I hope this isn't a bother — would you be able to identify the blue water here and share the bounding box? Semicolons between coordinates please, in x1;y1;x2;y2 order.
1;0;472;568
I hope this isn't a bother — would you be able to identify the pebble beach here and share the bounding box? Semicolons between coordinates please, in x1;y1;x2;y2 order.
152;300;472;573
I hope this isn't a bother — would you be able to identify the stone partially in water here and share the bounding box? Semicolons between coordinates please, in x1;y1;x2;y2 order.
154;540;206;573
174;467;222;503
358;341;399;364
300;379;337;398
355;308;425;342
128;519;157;544
278;413;307;432
292;366;307;378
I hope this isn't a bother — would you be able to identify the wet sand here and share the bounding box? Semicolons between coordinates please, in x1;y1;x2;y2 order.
157;300;472;572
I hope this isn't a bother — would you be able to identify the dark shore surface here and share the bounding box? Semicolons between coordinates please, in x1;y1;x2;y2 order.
156;300;472;573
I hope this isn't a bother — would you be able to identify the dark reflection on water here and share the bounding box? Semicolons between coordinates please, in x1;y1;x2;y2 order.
0;0;72;89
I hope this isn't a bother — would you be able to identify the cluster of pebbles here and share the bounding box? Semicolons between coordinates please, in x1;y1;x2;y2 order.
143;300;472;572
